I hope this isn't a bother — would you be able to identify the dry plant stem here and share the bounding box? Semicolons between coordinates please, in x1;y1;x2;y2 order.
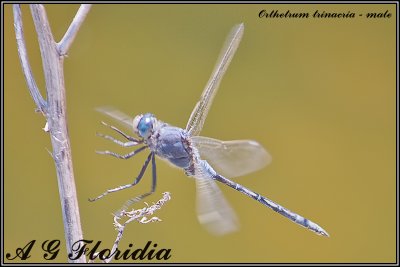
13;4;92;263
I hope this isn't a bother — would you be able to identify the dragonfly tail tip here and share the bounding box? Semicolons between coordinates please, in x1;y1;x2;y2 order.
317;227;330;237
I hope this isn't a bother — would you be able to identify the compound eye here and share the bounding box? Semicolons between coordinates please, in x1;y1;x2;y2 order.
137;113;154;138
132;114;143;136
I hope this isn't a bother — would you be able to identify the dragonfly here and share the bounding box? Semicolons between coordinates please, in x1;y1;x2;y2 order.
90;23;329;237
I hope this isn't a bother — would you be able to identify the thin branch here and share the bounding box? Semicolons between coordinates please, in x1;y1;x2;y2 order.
13;5;47;113
57;4;92;56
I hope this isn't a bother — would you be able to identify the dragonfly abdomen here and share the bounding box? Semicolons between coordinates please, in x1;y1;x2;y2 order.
212;172;329;236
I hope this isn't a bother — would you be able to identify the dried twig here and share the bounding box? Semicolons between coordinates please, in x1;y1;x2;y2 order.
13;4;92;263
88;192;172;263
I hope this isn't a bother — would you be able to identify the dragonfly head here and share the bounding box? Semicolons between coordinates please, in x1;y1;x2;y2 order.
132;113;155;139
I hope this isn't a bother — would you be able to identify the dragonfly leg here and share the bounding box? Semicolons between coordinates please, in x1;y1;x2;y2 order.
117;153;157;215
89;152;153;202
96;146;147;160
97;132;142;147
100;121;141;142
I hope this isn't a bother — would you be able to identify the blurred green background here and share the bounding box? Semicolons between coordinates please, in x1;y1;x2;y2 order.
4;4;396;263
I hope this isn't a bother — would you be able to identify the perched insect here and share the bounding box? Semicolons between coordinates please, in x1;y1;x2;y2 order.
90;23;329;237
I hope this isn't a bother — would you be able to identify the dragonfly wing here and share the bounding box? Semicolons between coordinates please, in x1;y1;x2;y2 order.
192;136;272;178
96;106;134;131
195;176;238;235
186;23;244;136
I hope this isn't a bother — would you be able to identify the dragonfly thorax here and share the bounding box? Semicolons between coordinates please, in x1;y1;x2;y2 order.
133;113;155;139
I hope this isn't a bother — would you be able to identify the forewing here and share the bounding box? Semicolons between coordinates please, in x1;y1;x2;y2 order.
196;177;238;235
186;23;244;136
96;106;134;131
192;136;271;178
